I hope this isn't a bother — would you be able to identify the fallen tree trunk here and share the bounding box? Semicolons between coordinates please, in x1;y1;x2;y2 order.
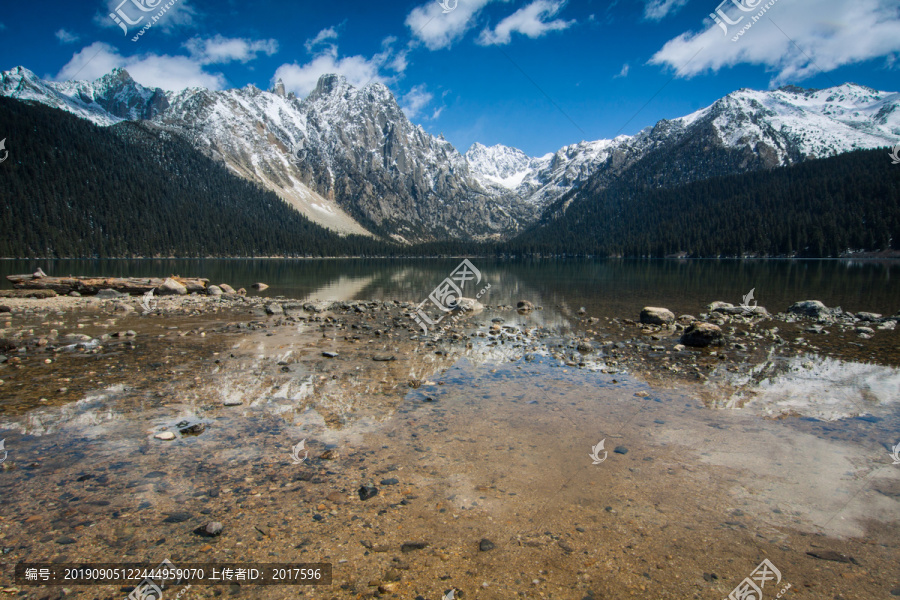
6;275;209;295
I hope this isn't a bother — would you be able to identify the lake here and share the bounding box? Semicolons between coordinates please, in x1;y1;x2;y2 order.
2;258;899;319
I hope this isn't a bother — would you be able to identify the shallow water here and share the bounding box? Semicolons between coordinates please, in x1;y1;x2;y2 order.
1;309;898;599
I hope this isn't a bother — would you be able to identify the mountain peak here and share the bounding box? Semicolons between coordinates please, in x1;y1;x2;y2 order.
106;67;134;82
308;74;353;101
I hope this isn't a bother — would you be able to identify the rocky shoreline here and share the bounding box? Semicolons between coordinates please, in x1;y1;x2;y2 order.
1;288;899;599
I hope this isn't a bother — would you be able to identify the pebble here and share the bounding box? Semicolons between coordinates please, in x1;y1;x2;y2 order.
322;351;339;358
614;446;628;455
479;538;495;551
154;432;176;440
163;512;192;523
380;478;400;486
400;542;428;553
178;422;206;435
358;485;379;501
223;399;243;406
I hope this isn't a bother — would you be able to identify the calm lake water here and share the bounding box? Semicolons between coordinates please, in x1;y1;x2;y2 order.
2;258;899;318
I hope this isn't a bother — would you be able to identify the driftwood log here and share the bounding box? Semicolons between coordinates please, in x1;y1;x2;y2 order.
6;275;209;295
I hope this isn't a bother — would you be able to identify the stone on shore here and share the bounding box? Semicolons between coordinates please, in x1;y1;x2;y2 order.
456;297;483;313
219;283;236;294
856;312;882;321
640;307;675;326
207;285;223;296
517;300;534;313
788;300;837;319
681;322;723;347
158;278;188;296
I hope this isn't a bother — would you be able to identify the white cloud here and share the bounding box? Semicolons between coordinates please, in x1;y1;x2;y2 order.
55;42;226;90
643;0;690;21
405;0;499;51
431;106;445;119
273;48;387;97
478;0;575;46
97;0;197;35
274;34;410;98
615;63;630;78
400;84;433;118
305;27;339;54
184;35;278;65
55;29;79;44
649;0;900;85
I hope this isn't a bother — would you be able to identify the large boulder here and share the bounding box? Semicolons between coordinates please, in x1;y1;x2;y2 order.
640;307;675;326
219;283;236;294
207;285;223;296
788;300;837;319
158;278;188;296
681;322;723;347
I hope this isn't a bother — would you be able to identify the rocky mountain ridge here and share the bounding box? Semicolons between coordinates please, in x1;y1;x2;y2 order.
2;65;898;242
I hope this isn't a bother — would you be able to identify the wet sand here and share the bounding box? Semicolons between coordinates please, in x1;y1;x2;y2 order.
0;294;899;599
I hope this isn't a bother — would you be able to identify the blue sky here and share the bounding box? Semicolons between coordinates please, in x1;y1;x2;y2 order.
2;0;899;156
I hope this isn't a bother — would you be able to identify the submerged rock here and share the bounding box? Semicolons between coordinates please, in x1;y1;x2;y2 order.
194;521;223;537
252;282;269;291
358;485;379;501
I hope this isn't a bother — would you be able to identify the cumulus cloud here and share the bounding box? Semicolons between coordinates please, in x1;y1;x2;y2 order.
55;29;79;44
55;42;226;90
274;34;409;98
405;0;498;50
478;0;575;45
649;0;900;85
400;84;433;118
273;48;387;97
184;35;278;65
643;0;690;21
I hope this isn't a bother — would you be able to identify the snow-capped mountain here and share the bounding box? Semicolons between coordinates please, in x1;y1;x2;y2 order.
1;64;898;242
467;84;900;211
0;67;534;241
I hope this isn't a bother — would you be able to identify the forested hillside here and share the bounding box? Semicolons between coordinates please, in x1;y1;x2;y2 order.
505;147;900;257
0;97;390;258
